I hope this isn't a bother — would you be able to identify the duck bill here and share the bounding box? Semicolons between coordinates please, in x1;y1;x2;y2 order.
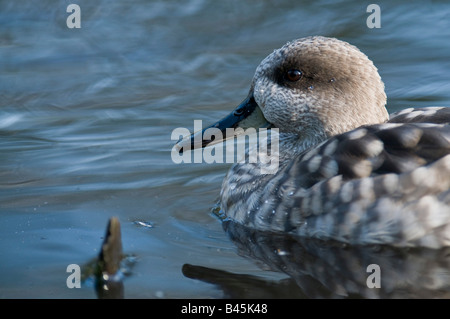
174;94;271;153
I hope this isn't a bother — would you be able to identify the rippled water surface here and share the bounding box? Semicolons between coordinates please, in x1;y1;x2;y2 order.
1;0;450;298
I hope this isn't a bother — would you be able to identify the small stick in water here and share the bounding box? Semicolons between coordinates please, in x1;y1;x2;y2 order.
98;217;123;276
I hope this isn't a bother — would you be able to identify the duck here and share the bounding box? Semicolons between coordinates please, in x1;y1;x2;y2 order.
175;36;450;249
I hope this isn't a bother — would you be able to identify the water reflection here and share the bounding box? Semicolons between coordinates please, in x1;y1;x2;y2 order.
183;221;450;298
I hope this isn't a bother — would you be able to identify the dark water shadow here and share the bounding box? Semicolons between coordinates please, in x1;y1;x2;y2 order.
183;221;450;299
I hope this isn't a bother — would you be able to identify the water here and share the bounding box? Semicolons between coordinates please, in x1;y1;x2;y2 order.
1;0;450;298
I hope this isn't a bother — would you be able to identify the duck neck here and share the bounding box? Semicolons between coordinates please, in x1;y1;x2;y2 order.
277;130;328;161
234;130;327;177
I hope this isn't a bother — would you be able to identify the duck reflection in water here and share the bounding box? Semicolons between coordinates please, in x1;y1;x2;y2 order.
184;221;450;298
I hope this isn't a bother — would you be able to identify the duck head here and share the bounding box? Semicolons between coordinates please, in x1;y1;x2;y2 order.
175;36;388;153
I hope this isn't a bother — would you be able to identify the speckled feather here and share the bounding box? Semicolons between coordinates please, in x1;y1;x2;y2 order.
222;120;450;248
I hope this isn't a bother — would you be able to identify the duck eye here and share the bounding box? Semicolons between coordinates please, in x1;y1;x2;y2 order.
286;69;302;82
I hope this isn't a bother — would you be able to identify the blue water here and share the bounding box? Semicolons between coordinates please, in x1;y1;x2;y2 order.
1;0;450;298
